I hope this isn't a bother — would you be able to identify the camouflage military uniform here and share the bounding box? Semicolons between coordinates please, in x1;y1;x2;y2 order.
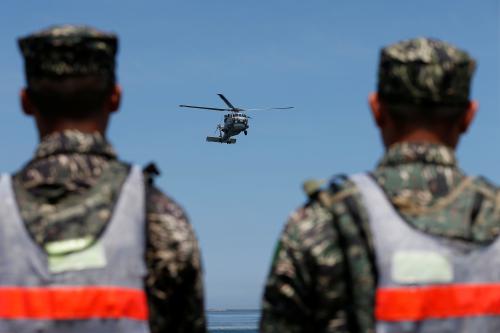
12;130;206;333
260;38;500;333
15;26;206;333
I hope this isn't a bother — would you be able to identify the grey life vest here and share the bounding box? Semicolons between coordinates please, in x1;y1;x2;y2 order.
351;173;500;333
0;166;150;333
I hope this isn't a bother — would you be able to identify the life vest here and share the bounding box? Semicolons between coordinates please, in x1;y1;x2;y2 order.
351;173;500;333
0;166;150;333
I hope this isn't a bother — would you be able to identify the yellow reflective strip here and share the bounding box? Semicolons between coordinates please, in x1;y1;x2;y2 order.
48;242;107;273
45;236;94;255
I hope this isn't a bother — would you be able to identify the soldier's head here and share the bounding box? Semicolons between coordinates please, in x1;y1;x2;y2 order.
369;37;478;149
18;25;121;138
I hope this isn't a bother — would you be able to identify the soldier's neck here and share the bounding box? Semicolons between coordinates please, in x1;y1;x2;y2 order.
37;119;108;140
385;128;459;150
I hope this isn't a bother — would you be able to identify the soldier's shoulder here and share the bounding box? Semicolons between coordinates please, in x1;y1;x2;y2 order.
302;174;359;205
146;184;190;225
471;176;499;200
142;162;189;223
283;175;360;244
463;175;500;242
319;175;360;208
145;175;198;264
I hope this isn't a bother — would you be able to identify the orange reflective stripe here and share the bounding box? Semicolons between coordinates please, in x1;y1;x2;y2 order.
0;287;148;320
376;284;500;321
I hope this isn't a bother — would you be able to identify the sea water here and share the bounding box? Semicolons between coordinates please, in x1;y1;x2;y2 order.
208;309;259;333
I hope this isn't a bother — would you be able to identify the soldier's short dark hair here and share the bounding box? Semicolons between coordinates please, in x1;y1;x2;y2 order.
383;101;467;127
27;76;114;119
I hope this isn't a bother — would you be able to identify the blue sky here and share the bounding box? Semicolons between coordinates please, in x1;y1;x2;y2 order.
0;1;498;309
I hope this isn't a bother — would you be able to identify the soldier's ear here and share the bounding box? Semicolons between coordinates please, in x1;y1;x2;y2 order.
369;92;385;128
20;88;35;116
107;84;121;113
460;100;478;134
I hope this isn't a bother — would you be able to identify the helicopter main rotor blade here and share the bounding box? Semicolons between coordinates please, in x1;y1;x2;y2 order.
217;94;236;110
242;107;294;111
179;105;229;112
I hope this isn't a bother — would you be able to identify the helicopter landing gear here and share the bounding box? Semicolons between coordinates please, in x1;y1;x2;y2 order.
244;131;248;136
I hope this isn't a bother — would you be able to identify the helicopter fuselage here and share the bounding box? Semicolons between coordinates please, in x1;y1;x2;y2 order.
180;94;293;144
219;113;249;141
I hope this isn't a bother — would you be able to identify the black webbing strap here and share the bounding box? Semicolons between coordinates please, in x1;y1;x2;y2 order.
326;174;378;332
327;174;359;332
469;188;485;236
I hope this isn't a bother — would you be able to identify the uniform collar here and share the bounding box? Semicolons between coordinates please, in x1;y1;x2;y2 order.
34;130;117;160
378;142;457;168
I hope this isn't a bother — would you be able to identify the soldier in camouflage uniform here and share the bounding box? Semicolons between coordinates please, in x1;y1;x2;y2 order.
260;38;500;333
8;25;206;332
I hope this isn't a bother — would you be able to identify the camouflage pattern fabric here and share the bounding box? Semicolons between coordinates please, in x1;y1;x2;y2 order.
378;37;476;107
260;142;500;333
18;25;117;79
12;130;206;333
303;179;326;198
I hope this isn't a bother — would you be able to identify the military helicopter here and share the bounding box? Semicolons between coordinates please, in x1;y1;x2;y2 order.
180;94;293;144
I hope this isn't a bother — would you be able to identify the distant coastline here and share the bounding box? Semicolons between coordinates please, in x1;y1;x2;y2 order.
207;308;259;312
207;309;259;332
